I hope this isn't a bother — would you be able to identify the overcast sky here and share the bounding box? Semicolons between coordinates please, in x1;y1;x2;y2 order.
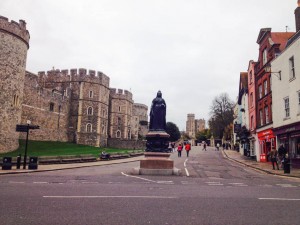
1;0;298;130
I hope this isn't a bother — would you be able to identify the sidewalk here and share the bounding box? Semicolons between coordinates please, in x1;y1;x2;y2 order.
0;156;144;175
222;149;300;178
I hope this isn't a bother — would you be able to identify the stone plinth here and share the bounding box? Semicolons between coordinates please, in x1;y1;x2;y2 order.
134;152;181;176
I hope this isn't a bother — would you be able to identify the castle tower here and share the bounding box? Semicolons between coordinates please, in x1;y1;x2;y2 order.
186;114;195;138
0;16;30;152
109;89;133;139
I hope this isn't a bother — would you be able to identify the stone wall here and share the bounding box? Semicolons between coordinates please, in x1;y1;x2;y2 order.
20;71;70;142
0;16;30;152
107;138;146;150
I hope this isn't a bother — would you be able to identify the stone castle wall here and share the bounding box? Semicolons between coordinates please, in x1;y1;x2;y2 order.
0;16;30;152
20;71;70;142
109;89;133;139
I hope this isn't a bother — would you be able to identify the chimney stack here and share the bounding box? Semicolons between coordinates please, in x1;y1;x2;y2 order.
295;0;300;31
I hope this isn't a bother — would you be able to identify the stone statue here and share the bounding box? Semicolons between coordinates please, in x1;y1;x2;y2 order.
149;91;166;131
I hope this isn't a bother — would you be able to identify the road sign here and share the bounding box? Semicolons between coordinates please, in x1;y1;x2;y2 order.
16;125;29;132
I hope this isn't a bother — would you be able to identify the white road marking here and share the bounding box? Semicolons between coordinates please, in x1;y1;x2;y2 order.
276;184;298;188
184;159;189;177
121;172;157;183
9;181;25;184
259;198;300;201
43;196;178;199
184;159;188;167
157;181;173;184
82;182;99;184
208;183;224;186
185;168;190;177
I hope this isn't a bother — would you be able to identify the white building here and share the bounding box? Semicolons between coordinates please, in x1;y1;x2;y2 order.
271;30;300;167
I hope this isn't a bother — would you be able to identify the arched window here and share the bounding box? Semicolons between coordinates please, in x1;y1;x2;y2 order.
116;130;121;138
87;107;93;115
86;123;92;132
13;94;19;106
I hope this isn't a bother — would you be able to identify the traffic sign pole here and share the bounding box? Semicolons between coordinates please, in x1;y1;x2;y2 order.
23;124;30;169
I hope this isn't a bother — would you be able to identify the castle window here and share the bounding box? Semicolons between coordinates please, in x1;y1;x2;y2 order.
87;107;93;115
89;90;93;98
116;130;121;138
13;94;19;106
50;103;54;112
103;109;106;117
58;105;62;113
118;106;121;112
52;90;55;97
86;123;92;132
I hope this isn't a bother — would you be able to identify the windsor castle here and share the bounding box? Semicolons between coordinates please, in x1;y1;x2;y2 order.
0;16;148;153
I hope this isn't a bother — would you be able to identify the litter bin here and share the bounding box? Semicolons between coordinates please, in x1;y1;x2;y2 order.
2;157;12;170
16;154;21;169
28;157;38;170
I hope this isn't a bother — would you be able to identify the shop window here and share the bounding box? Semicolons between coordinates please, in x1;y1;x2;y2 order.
284;97;290;118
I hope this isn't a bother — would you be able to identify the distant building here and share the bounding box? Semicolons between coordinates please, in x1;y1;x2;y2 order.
186;114;206;139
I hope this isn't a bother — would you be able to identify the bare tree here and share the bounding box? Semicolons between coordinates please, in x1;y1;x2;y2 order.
209;93;234;139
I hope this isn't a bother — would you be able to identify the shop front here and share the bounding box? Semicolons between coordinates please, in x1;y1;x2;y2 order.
273;122;300;168
257;129;276;162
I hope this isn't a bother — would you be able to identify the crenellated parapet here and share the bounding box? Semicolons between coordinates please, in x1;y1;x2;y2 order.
37;68;110;88
110;88;133;102
0;16;30;48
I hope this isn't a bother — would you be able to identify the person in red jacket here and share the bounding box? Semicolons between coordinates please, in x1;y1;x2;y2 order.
185;142;191;157
177;143;183;157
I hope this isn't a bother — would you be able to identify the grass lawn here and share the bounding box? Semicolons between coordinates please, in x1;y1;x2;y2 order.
0;140;142;157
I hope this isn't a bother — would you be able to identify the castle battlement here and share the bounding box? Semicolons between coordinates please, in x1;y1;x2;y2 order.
37;68;110;87
110;88;133;101
0;16;30;47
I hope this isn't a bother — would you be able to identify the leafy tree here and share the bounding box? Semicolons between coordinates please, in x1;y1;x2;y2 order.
195;129;211;142
166;122;181;141
209;93;234;139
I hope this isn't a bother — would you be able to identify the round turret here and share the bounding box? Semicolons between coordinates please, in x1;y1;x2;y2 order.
0;16;30;152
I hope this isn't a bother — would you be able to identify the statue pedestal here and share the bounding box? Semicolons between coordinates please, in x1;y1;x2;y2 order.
133;152;181;176
145;131;170;152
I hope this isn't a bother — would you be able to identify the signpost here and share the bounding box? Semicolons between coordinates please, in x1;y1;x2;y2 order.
16;123;40;169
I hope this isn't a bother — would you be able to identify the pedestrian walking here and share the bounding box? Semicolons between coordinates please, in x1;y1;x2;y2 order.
185;142;191;157
216;143;220;151
171;142;175;153
278;144;287;168
177;143;183;157
270;148;279;170
203;142;207;151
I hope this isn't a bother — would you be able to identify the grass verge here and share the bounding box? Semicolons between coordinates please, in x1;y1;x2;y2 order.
0;140;141;157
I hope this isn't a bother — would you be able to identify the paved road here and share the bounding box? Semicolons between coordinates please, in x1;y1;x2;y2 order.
1;146;300;225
